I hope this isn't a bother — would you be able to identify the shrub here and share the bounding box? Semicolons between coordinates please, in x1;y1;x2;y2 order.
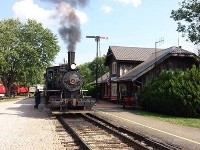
138;66;200;117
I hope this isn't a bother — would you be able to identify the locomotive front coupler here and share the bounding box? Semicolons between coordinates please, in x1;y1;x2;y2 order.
60;99;68;112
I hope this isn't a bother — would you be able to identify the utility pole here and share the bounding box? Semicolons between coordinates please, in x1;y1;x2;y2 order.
86;36;108;102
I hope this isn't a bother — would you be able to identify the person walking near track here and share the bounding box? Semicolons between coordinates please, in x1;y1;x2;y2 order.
34;89;41;109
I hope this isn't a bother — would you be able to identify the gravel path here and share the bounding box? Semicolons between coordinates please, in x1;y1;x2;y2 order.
0;97;64;150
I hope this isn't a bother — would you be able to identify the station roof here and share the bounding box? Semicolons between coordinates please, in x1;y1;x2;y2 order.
118;46;198;82
105;46;163;66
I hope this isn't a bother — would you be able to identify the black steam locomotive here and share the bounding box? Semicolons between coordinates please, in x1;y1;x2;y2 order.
44;51;95;112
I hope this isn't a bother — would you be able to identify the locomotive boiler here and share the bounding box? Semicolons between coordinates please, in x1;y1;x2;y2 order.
44;51;95;112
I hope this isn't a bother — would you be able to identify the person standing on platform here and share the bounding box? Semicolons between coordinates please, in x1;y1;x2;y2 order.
34;89;41;109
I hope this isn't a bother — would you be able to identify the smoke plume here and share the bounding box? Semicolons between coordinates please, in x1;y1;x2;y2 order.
42;0;89;8
41;0;89;52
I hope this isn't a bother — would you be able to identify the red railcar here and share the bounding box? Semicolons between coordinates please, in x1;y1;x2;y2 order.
12;85;28;95
0;84;6;94
0;84;6;93
0;84;6;98
0;84;29;97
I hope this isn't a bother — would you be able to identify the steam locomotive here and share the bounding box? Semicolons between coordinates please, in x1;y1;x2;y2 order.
44;51;95;112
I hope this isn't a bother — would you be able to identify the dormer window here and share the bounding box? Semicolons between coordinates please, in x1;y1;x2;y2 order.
123;68;127;74
112;62;117;74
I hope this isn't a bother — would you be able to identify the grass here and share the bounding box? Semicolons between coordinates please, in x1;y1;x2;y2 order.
133;109;200;128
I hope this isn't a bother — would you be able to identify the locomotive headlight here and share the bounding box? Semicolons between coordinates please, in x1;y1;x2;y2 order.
71;63;76;70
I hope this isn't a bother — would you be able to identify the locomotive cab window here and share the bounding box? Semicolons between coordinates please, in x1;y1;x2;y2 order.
48;71;53;80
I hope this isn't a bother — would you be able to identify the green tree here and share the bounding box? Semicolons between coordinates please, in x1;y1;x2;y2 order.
0;18;60;96
171;0;200;44
77;55;109;97
78;62;92;89
88;55;109;82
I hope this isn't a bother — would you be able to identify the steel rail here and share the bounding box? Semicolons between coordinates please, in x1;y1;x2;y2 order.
80;113;150;150
83;113;180;150
56;115;92;150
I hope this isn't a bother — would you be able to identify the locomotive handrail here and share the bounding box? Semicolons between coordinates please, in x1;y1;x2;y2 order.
45;90;60;91
83;96;92;98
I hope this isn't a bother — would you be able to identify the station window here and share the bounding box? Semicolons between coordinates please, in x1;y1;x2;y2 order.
112;62;117;74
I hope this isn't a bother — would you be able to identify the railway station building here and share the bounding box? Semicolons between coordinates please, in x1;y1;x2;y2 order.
97;46;200;105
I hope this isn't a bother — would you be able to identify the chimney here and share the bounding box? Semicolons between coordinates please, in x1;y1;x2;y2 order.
68;51;75;69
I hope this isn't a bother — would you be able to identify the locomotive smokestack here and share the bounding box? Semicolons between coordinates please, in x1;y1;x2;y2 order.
68;51;75;69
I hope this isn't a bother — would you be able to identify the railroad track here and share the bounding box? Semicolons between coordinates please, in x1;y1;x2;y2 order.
54;120;81;149
56;113;180;150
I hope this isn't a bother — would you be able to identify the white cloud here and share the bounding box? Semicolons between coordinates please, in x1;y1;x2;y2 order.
116;0;142;7
12;0;88;27
101;5;113;14
12;0;55;27
75;10;88;24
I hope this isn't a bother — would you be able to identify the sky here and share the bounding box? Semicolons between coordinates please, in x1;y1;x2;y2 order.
0;0;198;66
